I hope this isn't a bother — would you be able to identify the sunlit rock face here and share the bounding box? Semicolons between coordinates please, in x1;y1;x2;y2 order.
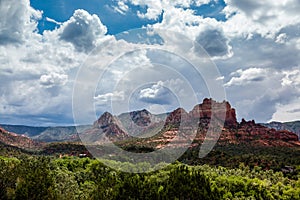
82;98;300;148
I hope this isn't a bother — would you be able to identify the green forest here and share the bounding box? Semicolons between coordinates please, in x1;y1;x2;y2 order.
1;154;300;200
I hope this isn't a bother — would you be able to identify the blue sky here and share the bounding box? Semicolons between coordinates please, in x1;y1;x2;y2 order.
30;0;226;35
1;0;300;126
30;0;163;35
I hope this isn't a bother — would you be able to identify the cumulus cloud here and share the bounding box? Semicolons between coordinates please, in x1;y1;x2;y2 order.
58;9;107;52
1;0;300;125
268;69;300;122
39;73;68;88
125;0;211;20
195;28;232;58
129;0;163;20
271;97;300;122
0;0;41;45
281;69;300;87
113;1;129;15
216;76;224;81
0;78;74;125
0;4;105;125
223;0;300;38
181;0;211;7
224;68;268;87
147;2;234;59
275;33;288;44
224;67;300;122
93;48;154;95
295;38;300;50
94;91;125;104
153;6;212;38
139;81;174;105
125;0;212;20
215;34;300;77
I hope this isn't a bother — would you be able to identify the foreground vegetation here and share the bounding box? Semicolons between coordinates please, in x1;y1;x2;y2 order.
1;142;300;199
1;155;300;200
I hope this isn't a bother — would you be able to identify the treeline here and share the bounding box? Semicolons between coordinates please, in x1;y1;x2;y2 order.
179;145;300;172
1;156;300;199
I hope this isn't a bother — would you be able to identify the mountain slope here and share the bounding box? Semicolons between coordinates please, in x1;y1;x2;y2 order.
2;99;299;148
0;127;42;150
81;112;129;144
261;121;300;140
32;125;90;142
0;124;90;142
152;99;299;148
0;124;47;137
82;98;300;149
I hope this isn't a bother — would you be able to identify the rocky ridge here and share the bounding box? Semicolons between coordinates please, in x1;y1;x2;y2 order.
0;126;42;150
261;121;300;140
83;98;300;148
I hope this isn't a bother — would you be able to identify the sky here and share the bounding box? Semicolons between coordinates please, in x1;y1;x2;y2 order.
1;0;300;126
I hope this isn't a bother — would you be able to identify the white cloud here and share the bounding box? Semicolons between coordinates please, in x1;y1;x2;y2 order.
128;0;211;20
223;0;300;38
129;0;163;20
45;17;62;25
95;48;153;92
57;9;107;52
152;6;207;39
40;73;68;88
147;104;169;114
139;81;174;105
216;76;224;81
281;69;300;87
94;91;125;103
0;79;73;119
225;68;269;87
140;81;163;98
1;0;300;125
0;3;108;125
113;1;129;15
148;3;233;58
295;38;300;50
275;33;288;44
195;27;233;58
127;0;300;44
137;8;161;20
271;97;300;122
223;67;300;122
0;0;42;45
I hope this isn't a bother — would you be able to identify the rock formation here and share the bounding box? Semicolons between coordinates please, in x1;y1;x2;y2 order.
0;126;42;149
77;98;300;148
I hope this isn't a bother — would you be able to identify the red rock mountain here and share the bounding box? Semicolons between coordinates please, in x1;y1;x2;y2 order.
82;112;129;144
168;99;299;147
219;119;299;146
129;109;152;127
189;98;237;127
87;98;299;148
0;126;42;149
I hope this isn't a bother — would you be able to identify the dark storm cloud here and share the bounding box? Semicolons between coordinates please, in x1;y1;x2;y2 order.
0;0;41;45
59;9;107;53
195;28;231;57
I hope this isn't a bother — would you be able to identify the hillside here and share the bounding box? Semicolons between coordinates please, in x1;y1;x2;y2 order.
0;124;47;137
0;127;42;150
261;121;300;140
1;99;299;156
81;98;300;149
0;124;90;142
